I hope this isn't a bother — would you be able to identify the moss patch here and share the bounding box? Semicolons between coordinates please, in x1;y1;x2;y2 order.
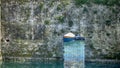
74;0;120;6
44;20;51;25
75;0;89;6
1;0;30;4
57;4;63;11
55;15;64;23
39;2;44;10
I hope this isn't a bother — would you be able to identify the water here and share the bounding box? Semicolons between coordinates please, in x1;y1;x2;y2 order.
1;61;63;68
86;62;120;68
64;40;85;68
1;61;120;68
64;41;85;61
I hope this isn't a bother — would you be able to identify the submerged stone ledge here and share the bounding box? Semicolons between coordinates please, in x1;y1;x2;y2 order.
85;59;120;63
2;57;63;62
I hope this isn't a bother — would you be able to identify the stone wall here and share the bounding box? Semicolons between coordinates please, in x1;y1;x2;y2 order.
0;0;2;60
0;22;2;61
1;0;120;60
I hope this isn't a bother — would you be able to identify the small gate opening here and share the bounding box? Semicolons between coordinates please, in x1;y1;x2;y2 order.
63;32;85;68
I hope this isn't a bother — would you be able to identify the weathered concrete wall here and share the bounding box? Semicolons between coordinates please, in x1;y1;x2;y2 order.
1;0;120;60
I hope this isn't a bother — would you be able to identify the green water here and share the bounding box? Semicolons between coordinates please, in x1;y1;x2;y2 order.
1;61;63;68
0;61;120;68
86;62;120;68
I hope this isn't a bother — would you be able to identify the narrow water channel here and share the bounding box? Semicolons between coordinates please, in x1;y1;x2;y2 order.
64;40;85;68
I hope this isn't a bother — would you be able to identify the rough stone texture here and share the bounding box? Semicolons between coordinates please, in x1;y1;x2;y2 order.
1;0;120;60
0;1;2;60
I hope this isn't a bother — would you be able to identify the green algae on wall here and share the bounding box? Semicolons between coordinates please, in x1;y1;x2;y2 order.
1;0;30;4
74;0;120;6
